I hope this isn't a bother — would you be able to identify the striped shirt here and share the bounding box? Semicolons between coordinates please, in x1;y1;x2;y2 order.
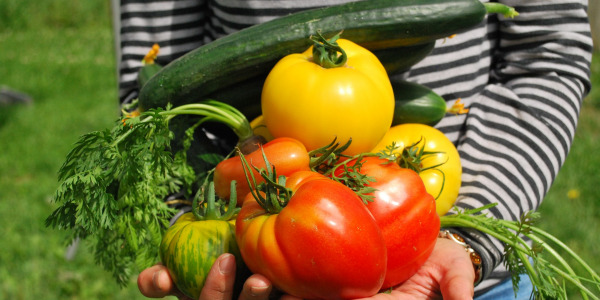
116;0;593;295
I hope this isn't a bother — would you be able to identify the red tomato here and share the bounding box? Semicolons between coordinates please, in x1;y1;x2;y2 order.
213;137;311;202
235;171;387;299
334;156;440;288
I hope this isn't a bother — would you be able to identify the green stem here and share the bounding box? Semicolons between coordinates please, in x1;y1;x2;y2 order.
310;31;347;69
499;220;598;299
528;226;600;285
483;3;519;18
545;262;599;300
440;215;547;289
192;179;239;221
237;147;292;214
116;100;254;149
204;182;219;220
162;101;254;142
221;180;239;220
440;216;533;258
441;211;600;299
501;223;580;273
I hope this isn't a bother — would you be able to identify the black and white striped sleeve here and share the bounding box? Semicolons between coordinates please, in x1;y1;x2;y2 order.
116;0;355;105
117;0;208;104
407;0;592;292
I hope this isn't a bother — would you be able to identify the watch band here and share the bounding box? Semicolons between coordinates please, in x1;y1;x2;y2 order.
439;229;483;285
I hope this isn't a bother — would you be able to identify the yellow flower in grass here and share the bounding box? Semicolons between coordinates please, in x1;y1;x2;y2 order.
567;189;580;200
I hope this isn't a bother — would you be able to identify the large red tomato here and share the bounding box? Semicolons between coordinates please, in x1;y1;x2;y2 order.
235;171;387;299
334;156;440;288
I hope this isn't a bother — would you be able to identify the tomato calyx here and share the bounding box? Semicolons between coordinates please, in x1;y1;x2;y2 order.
192;178;239;221
377;139;448;200
237;147;293;214
328;155;379;204
376;138;446;173
310;31;347;69
307;137;353;172
303;138;381;204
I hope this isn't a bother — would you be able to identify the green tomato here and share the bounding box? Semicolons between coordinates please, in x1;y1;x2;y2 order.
159;212;241;299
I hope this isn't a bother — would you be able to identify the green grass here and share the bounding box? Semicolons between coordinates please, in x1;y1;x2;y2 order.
0;0;598;299
0;1;143;299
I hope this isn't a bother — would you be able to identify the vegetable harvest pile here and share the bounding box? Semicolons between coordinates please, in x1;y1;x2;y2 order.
46;1;600;299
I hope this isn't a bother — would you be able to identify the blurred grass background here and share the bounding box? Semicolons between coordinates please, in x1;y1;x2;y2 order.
0;0;598;299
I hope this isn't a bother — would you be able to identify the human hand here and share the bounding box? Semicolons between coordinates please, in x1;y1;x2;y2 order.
137;253;280;300
356;238;475;300
139;239;473;300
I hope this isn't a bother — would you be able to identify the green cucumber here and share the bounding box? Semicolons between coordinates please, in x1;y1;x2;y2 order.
391;80;447;126
139;0;508;111
137;63;162;88
206;41;436;122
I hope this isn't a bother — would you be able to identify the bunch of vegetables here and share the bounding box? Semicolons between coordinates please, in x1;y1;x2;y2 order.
46;1;600;299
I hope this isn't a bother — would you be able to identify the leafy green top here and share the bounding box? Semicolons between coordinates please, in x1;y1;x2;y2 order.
45;101;252;286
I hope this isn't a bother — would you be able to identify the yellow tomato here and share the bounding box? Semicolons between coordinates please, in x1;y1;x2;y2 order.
261;38;394;155
371;124;462;216
250;115;274;142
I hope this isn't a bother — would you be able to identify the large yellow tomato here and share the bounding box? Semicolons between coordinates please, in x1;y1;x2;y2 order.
261;38;394;155
371;124;462;216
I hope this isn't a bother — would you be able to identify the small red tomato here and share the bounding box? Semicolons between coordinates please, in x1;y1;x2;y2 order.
213;137;310;202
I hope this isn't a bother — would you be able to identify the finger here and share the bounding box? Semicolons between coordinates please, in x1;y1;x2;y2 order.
199;253;237;300
238;274;272;300
137;264;176;298
438;247;475;300
439;271;475;300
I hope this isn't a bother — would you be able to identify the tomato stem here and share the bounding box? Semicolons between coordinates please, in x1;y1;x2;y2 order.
307;137;353;172
237;147;292;214
310;31;347;69
192;179;239;221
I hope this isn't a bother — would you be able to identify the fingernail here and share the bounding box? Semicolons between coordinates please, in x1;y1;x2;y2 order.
153;269;164;290
250;285;269;297
219;253;235;275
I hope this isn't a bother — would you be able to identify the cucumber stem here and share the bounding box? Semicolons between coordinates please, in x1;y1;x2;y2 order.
483;3;519;18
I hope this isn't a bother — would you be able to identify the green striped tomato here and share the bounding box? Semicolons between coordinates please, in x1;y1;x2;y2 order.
159;212;241;299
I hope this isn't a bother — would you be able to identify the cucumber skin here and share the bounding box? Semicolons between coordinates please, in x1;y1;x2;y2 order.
137;63;162;88
391;80;447;126
139;0;486;111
